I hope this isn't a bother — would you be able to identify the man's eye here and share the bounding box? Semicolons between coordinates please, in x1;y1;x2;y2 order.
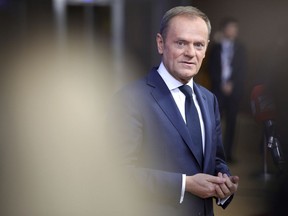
176;41;185;47
194;42;205;50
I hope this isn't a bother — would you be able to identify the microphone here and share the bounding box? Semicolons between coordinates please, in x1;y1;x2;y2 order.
264;120;285;169
251;84;285;169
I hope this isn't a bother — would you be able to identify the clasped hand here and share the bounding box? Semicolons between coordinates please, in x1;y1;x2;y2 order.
185;172;239;199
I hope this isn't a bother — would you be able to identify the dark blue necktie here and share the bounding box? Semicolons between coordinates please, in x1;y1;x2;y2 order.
179;85;203;166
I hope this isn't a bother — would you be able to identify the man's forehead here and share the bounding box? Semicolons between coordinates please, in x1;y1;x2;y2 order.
167;15;209;38
169;15;207;29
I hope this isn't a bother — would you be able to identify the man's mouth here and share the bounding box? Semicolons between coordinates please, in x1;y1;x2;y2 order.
181;61;196;66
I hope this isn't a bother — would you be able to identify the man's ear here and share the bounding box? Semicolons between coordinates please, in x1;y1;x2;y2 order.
156;33;164;55
203;39;210;58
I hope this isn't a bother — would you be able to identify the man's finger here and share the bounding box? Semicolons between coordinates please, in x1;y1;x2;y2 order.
215;185;225;199
207;175;226;184
230;175;240;184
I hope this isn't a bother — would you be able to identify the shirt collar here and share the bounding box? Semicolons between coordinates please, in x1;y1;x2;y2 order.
221;38;233;47
157;62;194;92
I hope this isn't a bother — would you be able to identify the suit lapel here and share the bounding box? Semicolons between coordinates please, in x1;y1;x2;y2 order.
147;69;202;168
193;83;213;171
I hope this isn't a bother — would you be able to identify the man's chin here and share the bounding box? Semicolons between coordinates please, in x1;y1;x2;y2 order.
179;74;196;83
180;70;198;79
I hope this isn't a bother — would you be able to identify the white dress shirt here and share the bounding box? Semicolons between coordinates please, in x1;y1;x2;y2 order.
221;39;234;84
157;62;205;203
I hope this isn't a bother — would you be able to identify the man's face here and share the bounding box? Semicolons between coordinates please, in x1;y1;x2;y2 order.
156;15;209;84
223;23;238;40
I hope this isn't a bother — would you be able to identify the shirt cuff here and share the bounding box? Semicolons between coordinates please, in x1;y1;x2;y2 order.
217;196;230;205
180;174;186;203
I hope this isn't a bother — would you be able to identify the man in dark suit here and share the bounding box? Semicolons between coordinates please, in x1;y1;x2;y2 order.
108;6;239;216
208;17;247;163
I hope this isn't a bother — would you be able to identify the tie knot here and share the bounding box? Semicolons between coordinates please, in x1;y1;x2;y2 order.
179;85;192;98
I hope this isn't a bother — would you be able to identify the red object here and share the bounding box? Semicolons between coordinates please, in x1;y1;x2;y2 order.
250;84;276;123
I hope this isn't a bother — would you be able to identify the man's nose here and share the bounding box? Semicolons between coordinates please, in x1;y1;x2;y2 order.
184;45;196;57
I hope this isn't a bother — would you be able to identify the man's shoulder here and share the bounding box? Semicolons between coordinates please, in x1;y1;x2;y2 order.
115;69;156;100
194;82;214;97
119;67;159;92
195;83;219;106
119;75;148;93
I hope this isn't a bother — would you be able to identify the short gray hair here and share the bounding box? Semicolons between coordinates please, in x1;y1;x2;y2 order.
159;6;211;40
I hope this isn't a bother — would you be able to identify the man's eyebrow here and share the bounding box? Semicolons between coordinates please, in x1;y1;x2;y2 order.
175;37;188;41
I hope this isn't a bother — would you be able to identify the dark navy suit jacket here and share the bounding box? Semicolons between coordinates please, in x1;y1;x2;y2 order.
108;67;232;216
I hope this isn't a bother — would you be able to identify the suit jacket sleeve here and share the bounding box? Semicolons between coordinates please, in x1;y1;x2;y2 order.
106;85;183;204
